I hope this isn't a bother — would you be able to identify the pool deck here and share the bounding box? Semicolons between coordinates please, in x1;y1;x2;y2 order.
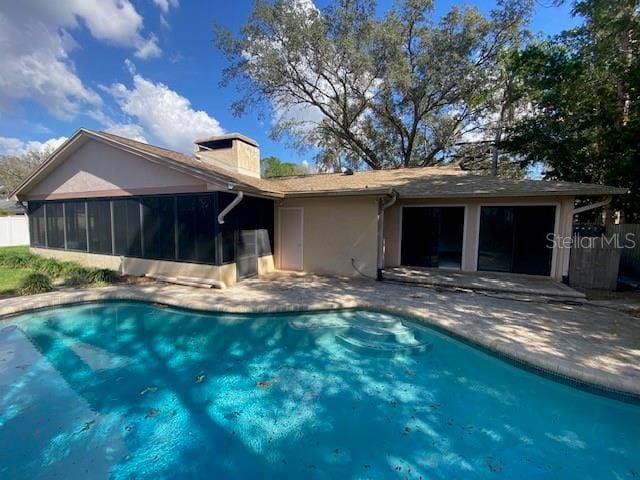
1;272;639;398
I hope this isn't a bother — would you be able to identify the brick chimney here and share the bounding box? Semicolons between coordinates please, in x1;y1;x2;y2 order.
194;133;260;178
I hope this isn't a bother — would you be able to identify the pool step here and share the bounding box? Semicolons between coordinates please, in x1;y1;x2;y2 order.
336;331;431;356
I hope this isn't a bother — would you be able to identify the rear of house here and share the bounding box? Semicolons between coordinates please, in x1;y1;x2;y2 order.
10;128;625;286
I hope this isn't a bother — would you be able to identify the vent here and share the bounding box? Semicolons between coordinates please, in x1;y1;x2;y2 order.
197;138;233;151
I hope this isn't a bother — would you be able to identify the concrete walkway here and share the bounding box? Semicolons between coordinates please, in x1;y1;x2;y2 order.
384;267;585;299
1;272;638;397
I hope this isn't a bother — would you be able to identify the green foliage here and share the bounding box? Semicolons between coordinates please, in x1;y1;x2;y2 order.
19;273;52;294
261;156;307;177
502;0;640;219
0;208;10;217
0;247;120;295
0;148;52;194
88;268;119;284
217;0;533;171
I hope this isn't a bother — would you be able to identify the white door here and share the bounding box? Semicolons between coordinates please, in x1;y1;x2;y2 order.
279;207;303;271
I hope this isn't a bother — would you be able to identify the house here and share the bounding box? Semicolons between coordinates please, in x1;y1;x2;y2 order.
9;128;625;286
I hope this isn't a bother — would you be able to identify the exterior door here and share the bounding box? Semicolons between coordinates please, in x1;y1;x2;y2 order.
279;207;303;271
478;205;556;276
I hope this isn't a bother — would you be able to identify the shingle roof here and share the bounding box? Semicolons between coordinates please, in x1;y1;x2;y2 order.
268;167;627;198
20;129;620;200
94;130;284;196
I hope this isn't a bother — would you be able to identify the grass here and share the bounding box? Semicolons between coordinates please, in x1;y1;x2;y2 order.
0;266;31;295
0;246;120;298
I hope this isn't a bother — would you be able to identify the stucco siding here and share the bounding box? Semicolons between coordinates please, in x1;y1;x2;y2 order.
27;140;210;200
30;248;240;286
384;196;574;280
277;196;379;278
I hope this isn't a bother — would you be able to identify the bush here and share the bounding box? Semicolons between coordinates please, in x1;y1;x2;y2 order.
88;268;119;284
64;272;89;287
19;273;52;294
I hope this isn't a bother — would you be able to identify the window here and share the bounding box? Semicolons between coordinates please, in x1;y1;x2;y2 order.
65;201;87;251
113;199;142;257
45;203;64;248
142;196;175;260
177;194;216;263
28;201;45;247
88;200;112;254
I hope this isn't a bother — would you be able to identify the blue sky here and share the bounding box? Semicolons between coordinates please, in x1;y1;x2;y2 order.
0;0;578;164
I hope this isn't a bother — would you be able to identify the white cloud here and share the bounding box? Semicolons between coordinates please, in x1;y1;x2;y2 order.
104;63;224;152
0;1;160;119
134;35;162;60
104;123;148;143
152;0;180;13
0;136;67;156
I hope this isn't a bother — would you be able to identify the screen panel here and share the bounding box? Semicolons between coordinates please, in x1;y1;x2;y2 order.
113;198;142;257
28;201;45;247
45;203;64;249
177;194;216;263
142;196;175;260
64;201;87;251
88;200;113;254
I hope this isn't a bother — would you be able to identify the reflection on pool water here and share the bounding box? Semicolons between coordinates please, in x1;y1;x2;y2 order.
0;302;638;479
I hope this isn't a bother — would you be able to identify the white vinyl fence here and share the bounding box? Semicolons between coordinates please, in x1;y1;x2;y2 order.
0;215;29;246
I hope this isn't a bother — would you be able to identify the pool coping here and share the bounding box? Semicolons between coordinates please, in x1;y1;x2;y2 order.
1;285;639;401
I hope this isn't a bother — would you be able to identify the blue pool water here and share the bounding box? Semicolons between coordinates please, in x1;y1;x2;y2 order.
0;302;638;479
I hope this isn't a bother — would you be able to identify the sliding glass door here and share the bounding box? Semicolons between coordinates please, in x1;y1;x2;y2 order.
478;205;556;276
401;207;465;269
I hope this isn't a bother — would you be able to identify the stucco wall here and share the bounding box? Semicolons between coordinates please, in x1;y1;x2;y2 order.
26;140;210;200
277;196;379;278
30;248;244;286
383;196;575;280
30;248;275;286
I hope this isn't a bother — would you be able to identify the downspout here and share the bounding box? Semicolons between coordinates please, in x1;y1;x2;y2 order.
376;189;399;281
561;196;613;281
218;187;243;225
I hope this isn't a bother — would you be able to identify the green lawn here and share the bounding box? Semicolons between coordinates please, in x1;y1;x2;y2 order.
0;266;31;295
0;245;119;298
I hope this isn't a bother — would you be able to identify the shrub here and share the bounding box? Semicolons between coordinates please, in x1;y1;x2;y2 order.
88;268;119;284
19;273;52;294
64;272;89;287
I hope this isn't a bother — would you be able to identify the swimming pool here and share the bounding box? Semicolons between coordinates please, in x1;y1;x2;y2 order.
0;302;637;479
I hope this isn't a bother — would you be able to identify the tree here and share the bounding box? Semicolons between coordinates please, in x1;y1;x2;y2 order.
217;0;533;171
501;0;639;219
261;156;308;177
0;149;52;195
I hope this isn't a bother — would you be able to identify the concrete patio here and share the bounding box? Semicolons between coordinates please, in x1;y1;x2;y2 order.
383;267;585;299
0;272;638;398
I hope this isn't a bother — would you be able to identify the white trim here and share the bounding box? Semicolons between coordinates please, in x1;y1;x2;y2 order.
398;204;468;271
474;201;561;278
277;207;304;271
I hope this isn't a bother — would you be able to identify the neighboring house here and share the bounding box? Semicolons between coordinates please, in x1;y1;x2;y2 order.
9;129;625;286
0;199;29;247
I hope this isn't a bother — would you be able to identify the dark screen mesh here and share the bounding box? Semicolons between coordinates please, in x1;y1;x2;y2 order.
142;196;175;260
64;201;87;251
45;203;64;248
88;200;112;254
28;201;46;247
113;199;142;257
